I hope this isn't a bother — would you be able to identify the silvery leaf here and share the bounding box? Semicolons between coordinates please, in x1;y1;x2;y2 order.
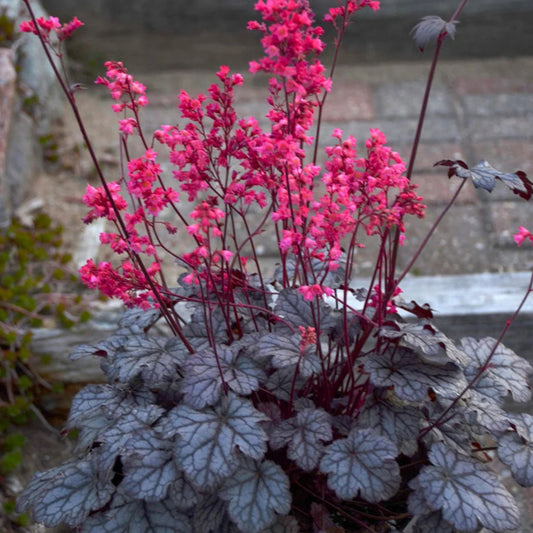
107;335;182;386
192;494;229;533
16;455;114;527
257;332;319;378
266;367;306;401
319;427;400;502
260;515;300;533
270;408;332;471
81;490;192;532
273;288;315;329
183;347;264;408
415;442;520;531
219;457;291;533
412;512;456;533
463;390;511;436
121;427;179;501
411;16;458;50
169;394;268;488
167;473;199;511
362;348;467;402
498;413;533;486
380;322;467;366
436;159;533;200
461;337;533;403
183;308;228;350
358;397;421;456
66;384;155;432
119;306;161;333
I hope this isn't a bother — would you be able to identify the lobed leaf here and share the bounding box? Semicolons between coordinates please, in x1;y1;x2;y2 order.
358;396;421;456
16;455;114;527
380;322;467;367
121;427;179;501
81;490;192;532
270;407;332;471
319;427;400;502
411;15;458;50
219;457;291;533
461;337;533;403
415;442;520;531
66;383;155;432
119;306;161;333
261;515;300;532
273;289;315;329
165;394;268;488
498;413;533;486
436;159;533;200
192;494;230;533
265;367;306;401
362;348;467;402
183;347;264;408
257;332;320;378
107;335;183;386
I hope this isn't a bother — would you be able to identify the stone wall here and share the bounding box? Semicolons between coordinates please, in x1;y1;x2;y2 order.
0;0;63;227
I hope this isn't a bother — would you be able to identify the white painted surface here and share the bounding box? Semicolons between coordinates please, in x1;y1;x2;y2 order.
352;272;533;316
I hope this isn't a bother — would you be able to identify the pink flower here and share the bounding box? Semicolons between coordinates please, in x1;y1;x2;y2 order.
299;284;333;301
514;226;533;246
82;182;127;223
19;15;83;41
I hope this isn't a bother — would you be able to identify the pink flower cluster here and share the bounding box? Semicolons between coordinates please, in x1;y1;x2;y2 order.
514;226;533;246
19;15;83;41
53;0;427;309
79;259;161;309
96;61;148;117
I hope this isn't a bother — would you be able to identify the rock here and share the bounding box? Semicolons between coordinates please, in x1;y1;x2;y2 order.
0;0;64;226
0;48;16;227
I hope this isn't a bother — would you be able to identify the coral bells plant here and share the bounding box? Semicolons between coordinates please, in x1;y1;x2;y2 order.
16;0;533;532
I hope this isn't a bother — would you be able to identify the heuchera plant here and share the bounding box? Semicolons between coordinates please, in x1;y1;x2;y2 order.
15;1;533;531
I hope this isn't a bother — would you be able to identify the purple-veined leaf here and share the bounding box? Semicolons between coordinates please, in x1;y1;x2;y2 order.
219;457;291;533
182;308;228;351
261;515;300;532
119;306;161;333
192;494;229;533
461;337;533;403
97;405;165;469
270;408;332;471
107;335;183;386
183;347;264;408
121;427;179;501
412;512;456;533
407;475;433;516
319;427;400;502
265;367;306;401
411;15;458;50
414;442;520;531
66;384;155;432
463;390;511;436
498;413;533;486
358;396;421;456
436;159;533;200
167;474;199;511
380;322;467;367
257;332;320;378
163;393;268;488
16;454;115;527
274;288;315;329
361;348;468;402
421;400;472;454
408;477;456;532
81;490;192;532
